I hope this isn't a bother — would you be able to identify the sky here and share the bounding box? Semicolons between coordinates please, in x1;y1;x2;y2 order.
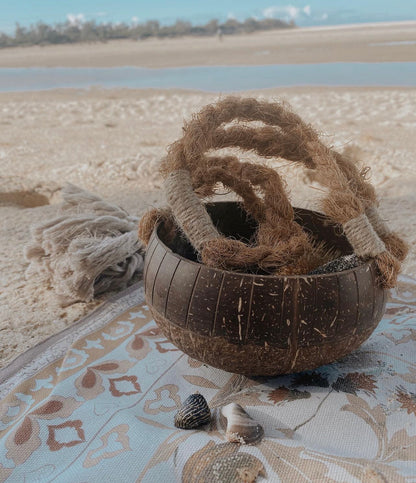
0;0;415;34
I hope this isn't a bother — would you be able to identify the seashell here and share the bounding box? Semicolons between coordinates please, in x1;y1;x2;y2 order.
309;254;361;275
202;452;265;483
174;393;211;429
180;441;266;483
221;403;264;445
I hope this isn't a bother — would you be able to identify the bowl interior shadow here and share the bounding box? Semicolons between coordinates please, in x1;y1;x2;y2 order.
163;201;353;271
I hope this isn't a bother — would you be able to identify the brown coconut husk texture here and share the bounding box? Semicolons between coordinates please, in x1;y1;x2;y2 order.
139;97;407;288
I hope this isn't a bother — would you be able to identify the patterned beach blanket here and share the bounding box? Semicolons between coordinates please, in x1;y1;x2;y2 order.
1;278;416;482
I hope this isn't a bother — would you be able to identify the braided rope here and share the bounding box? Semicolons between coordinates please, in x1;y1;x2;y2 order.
164;170;219;251
139;97;405;287
343;214;386;258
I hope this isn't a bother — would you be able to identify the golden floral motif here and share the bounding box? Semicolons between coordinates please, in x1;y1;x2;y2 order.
396;389;416;416
47;420;85;451
267;386;311;404
74;360;133;400
143;384;181;415
5;396;81;465
332;372;377;396
83;424;131;468
108;375;142;397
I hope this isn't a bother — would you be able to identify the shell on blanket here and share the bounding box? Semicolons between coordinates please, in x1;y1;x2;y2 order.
200;452;265;483
221;403;264;445
174;393;211;429
309;254;362;275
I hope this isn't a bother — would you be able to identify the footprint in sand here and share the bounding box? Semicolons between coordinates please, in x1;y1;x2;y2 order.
0;190;50;208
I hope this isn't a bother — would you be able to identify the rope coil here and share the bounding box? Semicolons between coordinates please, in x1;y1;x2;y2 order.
343;214;386;258
139;96;406;288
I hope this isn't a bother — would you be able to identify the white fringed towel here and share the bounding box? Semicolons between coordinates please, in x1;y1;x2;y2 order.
25;184;144;305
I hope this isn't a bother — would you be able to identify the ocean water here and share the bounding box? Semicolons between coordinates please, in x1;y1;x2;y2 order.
0;62;415;92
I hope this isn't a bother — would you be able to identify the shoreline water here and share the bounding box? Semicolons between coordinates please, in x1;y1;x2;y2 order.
1;62;415;92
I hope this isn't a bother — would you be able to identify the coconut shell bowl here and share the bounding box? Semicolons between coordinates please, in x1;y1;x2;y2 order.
143;202;386;376
139;97;405;376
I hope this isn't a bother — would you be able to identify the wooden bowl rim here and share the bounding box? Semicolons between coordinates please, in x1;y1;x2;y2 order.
154;204;378;281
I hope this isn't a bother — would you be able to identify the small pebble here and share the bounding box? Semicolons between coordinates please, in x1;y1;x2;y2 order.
309;254;362;275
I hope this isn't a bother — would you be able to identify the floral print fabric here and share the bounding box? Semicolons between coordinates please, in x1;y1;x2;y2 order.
0;277;415;482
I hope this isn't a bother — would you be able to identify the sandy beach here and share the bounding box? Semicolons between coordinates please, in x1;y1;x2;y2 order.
0;21;415;68
1;23;415;368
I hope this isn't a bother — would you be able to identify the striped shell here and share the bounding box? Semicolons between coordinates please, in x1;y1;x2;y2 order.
174;393;211;429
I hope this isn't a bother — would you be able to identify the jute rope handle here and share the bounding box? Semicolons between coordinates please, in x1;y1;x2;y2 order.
194;120;407;262
161;98;328;275
164;159;316;274
139;97;405;287
331;150;408;262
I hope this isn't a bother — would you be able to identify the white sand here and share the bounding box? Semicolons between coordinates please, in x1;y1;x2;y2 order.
1;86;415;367
1;21;415;367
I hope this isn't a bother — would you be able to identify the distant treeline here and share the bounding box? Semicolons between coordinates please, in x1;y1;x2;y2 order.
0;17;294;48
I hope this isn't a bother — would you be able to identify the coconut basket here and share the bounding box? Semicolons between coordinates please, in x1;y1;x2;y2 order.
139;97;406;376
144;202;386;376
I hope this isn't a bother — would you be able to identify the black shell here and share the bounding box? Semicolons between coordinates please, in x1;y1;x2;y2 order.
174;394;211;429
